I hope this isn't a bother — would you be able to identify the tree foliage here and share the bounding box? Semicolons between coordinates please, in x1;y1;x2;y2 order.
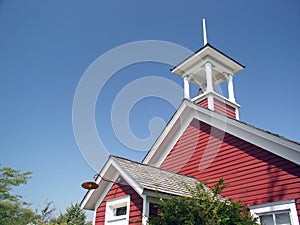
36;200;56;224
0;201;38;225
54;203;91;225
0;166;92;225
0;166;36;225
0;166;32;202
149;178;257;225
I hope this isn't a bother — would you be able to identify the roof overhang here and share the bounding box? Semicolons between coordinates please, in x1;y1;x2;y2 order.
80;155;200;211
143;99;300;167
80;157;144;211
171;44;244;87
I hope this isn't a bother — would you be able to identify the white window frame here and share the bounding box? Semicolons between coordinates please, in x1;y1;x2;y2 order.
249;199;299;225
105;195;130;225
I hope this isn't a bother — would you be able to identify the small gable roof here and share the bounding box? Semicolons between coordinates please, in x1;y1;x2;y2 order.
143;99;300;167
115;156;201;197
80;155;201;210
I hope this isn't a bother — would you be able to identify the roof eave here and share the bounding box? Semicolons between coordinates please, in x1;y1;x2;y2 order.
171;43;245;76
143;99;300;166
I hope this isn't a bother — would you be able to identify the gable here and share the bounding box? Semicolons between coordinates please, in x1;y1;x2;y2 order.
80;155;201;210
143;100;300;167
95;182;143;225
159;118;300;218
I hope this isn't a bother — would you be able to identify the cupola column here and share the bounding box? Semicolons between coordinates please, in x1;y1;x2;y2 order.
227;74;235;102
183;75;190;99
205;62;213;93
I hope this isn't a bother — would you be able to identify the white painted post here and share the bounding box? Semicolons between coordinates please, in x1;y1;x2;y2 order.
205;62;213;92
227;74;235;102
203;18;208;46
142;195;149;225
205;62;214;110
183;76;190;99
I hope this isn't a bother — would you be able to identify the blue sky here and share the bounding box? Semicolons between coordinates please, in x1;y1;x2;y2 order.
0;0;299;218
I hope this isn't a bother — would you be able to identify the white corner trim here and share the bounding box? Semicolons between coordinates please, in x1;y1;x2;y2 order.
142;194;149;225
249;199;299;225
92;208;97;225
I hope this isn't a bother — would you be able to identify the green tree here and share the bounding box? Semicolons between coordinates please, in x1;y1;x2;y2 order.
149;178;257;225
0;166;92;225
54;203;91;225
36;200;56;224
0;166;38;225
0;201;38;225
0;166;32;202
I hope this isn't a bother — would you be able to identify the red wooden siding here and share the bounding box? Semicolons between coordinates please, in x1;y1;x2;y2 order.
197;99;208;108
95;182;143;225
214;98;236;118
160;119;300;219
196;98;236;118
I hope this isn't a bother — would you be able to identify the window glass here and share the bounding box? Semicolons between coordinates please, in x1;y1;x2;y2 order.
275;212;291;225
259;212;291;225
260;215;274;225
115;206;127;216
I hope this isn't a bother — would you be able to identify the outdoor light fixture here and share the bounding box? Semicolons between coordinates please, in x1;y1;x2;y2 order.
81;181;99;190
81;174;120;190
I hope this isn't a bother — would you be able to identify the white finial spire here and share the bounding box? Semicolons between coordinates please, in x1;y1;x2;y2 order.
203;18;208;46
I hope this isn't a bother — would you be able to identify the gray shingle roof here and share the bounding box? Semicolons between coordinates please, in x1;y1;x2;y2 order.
112;156;206;197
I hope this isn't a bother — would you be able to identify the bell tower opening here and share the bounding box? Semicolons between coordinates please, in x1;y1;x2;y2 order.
171;19;244;119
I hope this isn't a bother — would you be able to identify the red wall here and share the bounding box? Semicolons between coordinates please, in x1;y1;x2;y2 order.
197;98;236;119
214;98;236;118
198;99;208;108
95;183;143;225
160;119;300;219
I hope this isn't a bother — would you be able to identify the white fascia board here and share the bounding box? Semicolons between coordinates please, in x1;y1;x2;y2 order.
187;101;300;165
142;101;191;165
152;112;193;167
143;99;300;167
94;172;119;211
142;189;173;200
80;158;117;210
172;46;243;77
110;158;144;195
81;157;144;211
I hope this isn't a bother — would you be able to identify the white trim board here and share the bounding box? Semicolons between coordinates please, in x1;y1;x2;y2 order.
143;99;300;167
80;157;144;211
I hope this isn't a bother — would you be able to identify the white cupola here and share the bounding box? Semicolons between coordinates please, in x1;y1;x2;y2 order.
171;19;244;119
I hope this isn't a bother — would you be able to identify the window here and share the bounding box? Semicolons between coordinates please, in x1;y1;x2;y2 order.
105;196;130;225
259;211;291;225
114;206;127;216
250;200;299;225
